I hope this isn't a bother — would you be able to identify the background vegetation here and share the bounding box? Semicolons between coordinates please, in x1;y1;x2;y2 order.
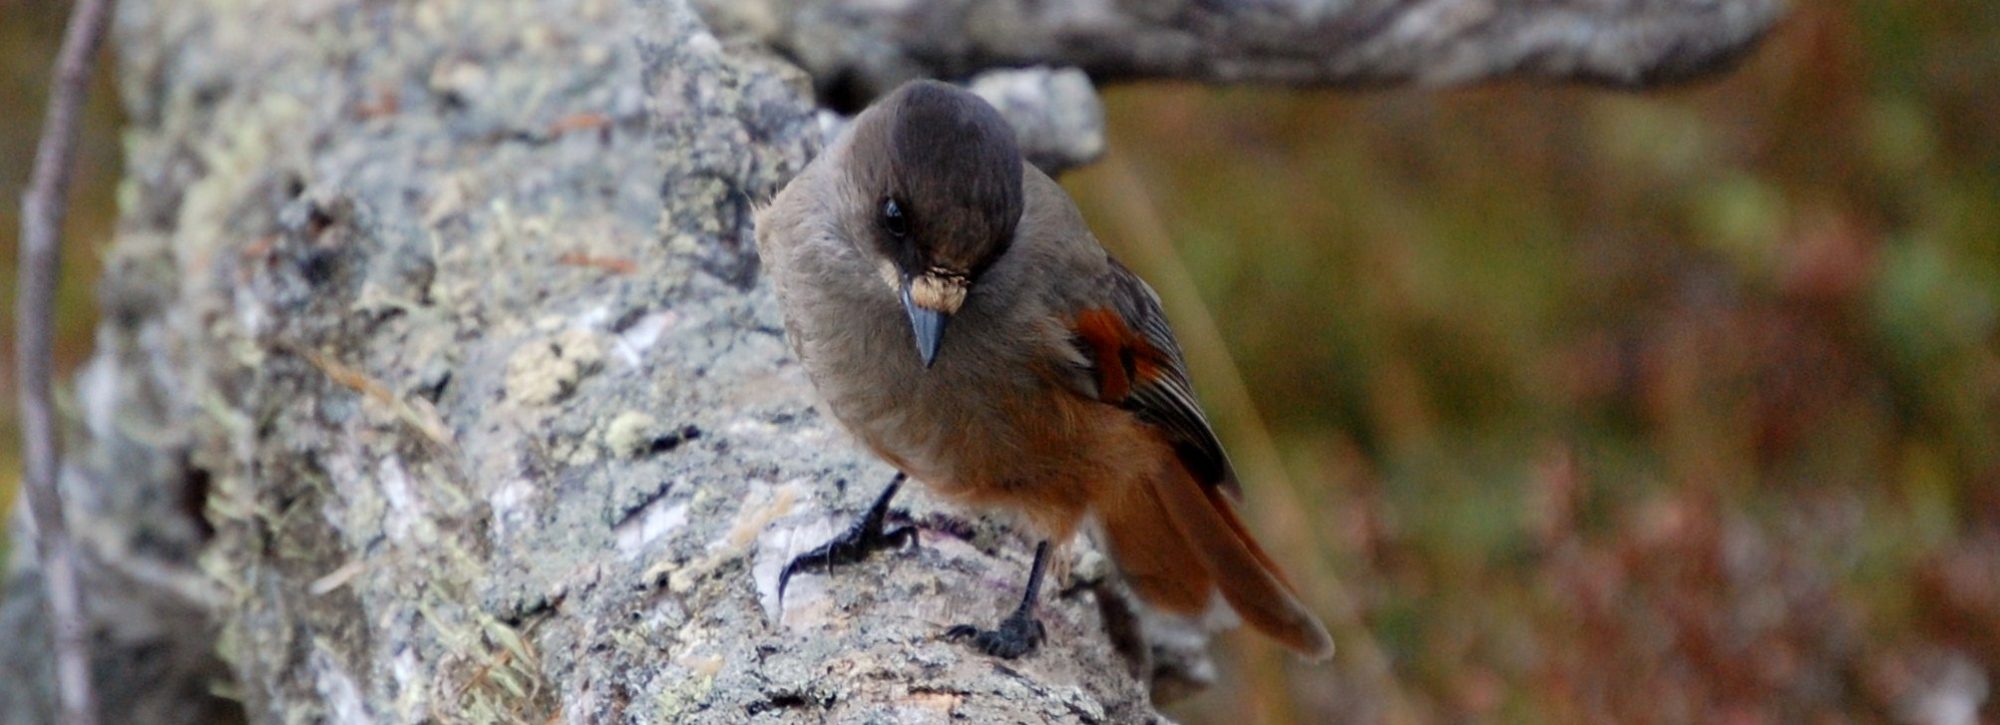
5;1;1996;721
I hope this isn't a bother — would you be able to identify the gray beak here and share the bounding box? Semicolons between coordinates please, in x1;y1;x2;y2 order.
900;283;949;368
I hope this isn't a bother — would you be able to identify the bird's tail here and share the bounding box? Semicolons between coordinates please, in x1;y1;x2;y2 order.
1096;463;1334;660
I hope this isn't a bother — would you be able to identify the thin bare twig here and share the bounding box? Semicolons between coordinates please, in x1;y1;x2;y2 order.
16;0;118;722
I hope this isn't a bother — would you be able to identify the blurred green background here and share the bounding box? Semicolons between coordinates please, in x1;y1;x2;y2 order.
6;1;1998;721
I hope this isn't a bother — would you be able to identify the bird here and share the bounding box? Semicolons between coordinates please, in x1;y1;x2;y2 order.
755;79;1333;661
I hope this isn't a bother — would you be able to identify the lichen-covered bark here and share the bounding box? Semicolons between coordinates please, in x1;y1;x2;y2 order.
696;0;1786;105
5;0;1154;721
0;0;1784;721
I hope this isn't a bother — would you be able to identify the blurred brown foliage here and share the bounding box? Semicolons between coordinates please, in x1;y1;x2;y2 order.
1063;3;2000;722
3;0;1996;721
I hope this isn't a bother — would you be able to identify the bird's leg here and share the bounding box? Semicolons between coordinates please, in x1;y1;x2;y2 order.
946;540;1050;659
778;473;916;607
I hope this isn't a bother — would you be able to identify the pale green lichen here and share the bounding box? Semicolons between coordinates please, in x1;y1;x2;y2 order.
503;329;606;407
603;410;662;458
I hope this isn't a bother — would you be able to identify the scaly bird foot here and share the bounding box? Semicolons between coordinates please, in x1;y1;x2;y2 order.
946;540;1051;659
777;473;915;608
946;608;1046;659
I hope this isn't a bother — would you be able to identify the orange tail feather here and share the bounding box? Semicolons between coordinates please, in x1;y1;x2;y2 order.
1121;464;1335;660
1098;473;1215;616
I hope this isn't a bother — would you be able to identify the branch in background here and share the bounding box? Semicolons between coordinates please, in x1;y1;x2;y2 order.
808;67;1109;174
698;0;1786;105
15;0;118;722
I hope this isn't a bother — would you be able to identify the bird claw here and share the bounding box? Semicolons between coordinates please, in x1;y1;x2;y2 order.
945;608;1046;659
777;474;914;607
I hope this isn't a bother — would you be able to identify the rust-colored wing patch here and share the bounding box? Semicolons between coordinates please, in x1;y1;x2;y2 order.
1071;309;1136;403
1070;307;1179;404
1063;260;1239;497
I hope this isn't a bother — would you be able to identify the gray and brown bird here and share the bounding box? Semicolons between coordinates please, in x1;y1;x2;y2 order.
756;79;1333;661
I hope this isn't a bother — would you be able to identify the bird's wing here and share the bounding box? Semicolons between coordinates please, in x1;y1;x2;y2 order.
1060;258;1241;499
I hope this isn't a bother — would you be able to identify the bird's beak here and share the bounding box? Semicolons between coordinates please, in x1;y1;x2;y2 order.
902;289;948;368
900;272;968;369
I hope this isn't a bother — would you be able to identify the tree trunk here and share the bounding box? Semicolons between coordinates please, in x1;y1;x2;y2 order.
1;0;1780;721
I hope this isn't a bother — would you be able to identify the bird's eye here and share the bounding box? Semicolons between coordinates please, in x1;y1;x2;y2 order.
881;197;909;238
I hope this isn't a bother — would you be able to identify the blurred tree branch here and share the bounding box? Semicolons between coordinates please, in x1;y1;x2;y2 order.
699;0;1786;104
14;0;117;722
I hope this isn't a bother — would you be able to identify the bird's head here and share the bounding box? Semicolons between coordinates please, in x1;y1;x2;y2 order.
840;80;1024;368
